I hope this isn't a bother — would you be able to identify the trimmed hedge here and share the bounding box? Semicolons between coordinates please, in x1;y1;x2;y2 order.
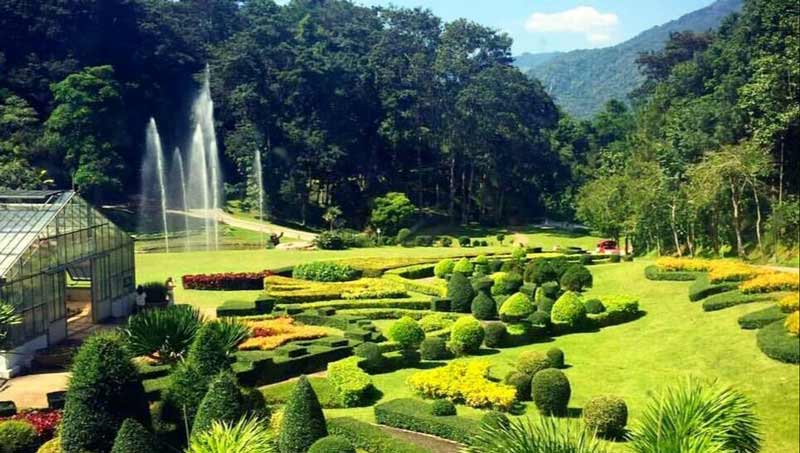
309;436;355;453
756;320;800;364
546;348;565;369
447;272;475;313
588;296;640;327
293;262;360;282
328;357;374;407
431;297;451;312
388;317;425;350
431;399;456;416
374;398;479;444
644;265;701;281
111;419;156;453
688;275;738;302
550;291;587;328
483;322;506;348
191;371;247;438
498;292;535;322
583;395;627;439
702;290;774;312
560;264;593;292
283;297;432;311
504;371;532;401
327;417;429;453
384;264;436;279
216;296;275;317
738;306;787;330
182;271;267;290
471;291;497;320
448;317;484;356
516;351;552;377
420;337;449;361
531;369;571;416
490;272;523;296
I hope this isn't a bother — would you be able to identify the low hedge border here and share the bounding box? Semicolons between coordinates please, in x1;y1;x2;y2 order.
336;309;459;321
327;417;430;453
216;296;276;317
384;263;437;279
756;319;800;364
383;274;447;297
688;275;739;302
644;265;702;281
374;398;479;444
738;306;787;330
278;296;432;311
702;290;774;312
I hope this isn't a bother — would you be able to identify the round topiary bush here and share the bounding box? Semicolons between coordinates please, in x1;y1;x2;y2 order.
583;395;628;439
279;375;328;453
536;296;556;314
396;228;412;245
447;271;476;313
524;260;558;284
531;369;571;415
458;236;471;247
491;272;524;296
546;348;565;369
471;291;497;320
431;399;457;416
354;342;382;360
434;259;455;278
453;258;474;275
292;261;360;282
551;291;587;328
308;435;356;453
448;316;485;356
498;292;535;322
560;264;593;292
583;298;605;314
388;317;425;350
504;371;532;401
540;281;561;299
516;351;552;377
420;337;449;361
480;411;510;429
0;420;38;453
528;311;551;328
483;321;507;348
111;418;156;453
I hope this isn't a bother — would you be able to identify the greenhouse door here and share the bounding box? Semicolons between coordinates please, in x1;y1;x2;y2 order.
90;254;112;322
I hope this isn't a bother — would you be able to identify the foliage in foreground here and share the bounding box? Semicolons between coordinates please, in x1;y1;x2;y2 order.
123;305;204;363
279;376;327;453
465;416;608;453
187;417;275;453
110;418;156;453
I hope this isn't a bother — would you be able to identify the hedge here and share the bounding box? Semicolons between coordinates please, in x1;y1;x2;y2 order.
182;271;268;290
702;291;774;312
688;275;738;302
588;296;640;327
382;274;446;297
384;264;436;279
280;297;432;311
644;265;701;281
293;262;361;282
216;296;276;317
327;417;429;453
327;357;375;407
756;319;800;364
374;398;479;444
738;306;787;330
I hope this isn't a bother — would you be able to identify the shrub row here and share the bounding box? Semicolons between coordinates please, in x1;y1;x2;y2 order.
740;272;799;294
406;360;516;411
382;274;446;297
644;265;701;281
281;297;432;311
327;417;429;453
182;271;269;290
589;296;640;327
293;262;361;282
702;291;774;312
374;398;479;444
737;306;787;330
688;275;739;302
384;264;436;279
216;296;276;317
756;319;800;364
327;357;375;407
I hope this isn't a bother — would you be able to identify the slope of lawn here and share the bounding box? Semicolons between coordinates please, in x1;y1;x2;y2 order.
325;261;800;453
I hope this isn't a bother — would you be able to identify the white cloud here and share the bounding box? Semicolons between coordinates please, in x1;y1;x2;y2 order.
525;6;618;45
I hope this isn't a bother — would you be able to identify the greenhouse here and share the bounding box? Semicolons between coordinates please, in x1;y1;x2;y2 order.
0;190;135;377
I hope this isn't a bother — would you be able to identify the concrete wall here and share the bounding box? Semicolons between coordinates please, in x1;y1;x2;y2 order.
0;334;47;379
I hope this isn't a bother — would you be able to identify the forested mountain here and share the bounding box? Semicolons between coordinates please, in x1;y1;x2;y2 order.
520;0;743;118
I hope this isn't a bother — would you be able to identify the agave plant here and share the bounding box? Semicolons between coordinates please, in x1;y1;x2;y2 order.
217;317;251;353
0;300;23;349
187;417;275;453
628;379;761;453
464;416;608;453
123;305;204;363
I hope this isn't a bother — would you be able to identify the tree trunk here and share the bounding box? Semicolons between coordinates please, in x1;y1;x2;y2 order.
752;182;763;256
710;209;720;257
730;179;744;258
448;154;456;223
670;202;682;256
460;167;467;224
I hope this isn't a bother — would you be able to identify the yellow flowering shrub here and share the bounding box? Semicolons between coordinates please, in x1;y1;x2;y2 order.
238;317;329;350
406;360;517;411
655;258;713;272
785;311;799;336
778;293;800;313
740;272;799;294
708;262;767;283
263;276;407;301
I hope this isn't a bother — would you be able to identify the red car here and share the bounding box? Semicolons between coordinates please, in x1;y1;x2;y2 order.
595;240;620;255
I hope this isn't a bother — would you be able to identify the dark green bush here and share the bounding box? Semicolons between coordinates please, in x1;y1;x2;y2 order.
560;264;593;292
609;255;621;263
480;240;488;247
440;237;453;247
517;351;552;377
536;296;556;314
483;322;507;348
420;337;449;361
622;255;634;262
431;297;451;312
584;298;605;314
327;417;428;453
500;260;523;275
141;282;167;304
0;420;38;453
431;399;456;416
388;317;425;350
354;342;385;372
580;254;593;265
414;235;433;247
491;272;523;296
374;399;478;444
61;332;151;453
496;234;506;243
527;311;551;327
315;231;347;250
309;436;356;453
480;411;510;430
757;319;800;364
702;291;773;312
191;371;247;438
524;260;557;284
447;272;475;313
396;228;412;244
583;395;628;439
471;291;497;320
472;240;481;247
279;376;328;453
448;317;484;356
458;236;471;247
540;281;561;299
293;261;360;282
504;371;532;401
471;277;494;292
110;419;156;453
546;348;565;369
488;260;503;273
738;306;787;330
531;368;571;416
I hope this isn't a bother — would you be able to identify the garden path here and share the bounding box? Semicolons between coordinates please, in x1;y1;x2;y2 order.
0;372;68;409
377;425;462;453
174;209;318;242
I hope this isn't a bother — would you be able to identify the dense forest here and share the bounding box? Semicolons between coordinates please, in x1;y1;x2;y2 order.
0;0;797;258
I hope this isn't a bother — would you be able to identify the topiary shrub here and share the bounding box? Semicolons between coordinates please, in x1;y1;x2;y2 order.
524;260;558;284
583;298;605;314
448;317;484;356
496;234;506;243
528;311;551;328
560;264;593;292
447;272;475;313
110;419;156;453
483;322;507;348
36;437;60;453
498;292;535;323
191;371;247;438
279;376;328;453
458;236;471;247
500;260;524;275
315;231;347;250
474;255;490;275
453;258;474;275
536;296;556;314
540;281;561;299
61;332;150;453
308;435;356;453
472;240;482;247
414;235;433;247
516;351;552;377
551;291;587;329
778;294;799;313
531;369;571;416
420;337;449;361
434;259;455;278
511;247;527;262
440;237;453;247
583;395;628;439
504;371;532;401
471;291;497;320
0;420;38;453
490;272;523;296
480;411;510;430
546;348;565;369
396;228;412;245
431;400;457;416
609;255;621;263
354;342;385;372
293;261;360;282
418;313;455;332
388;317;425;350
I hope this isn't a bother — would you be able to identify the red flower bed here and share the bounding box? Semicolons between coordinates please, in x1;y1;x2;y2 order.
1;409;62;440
182;270;274;290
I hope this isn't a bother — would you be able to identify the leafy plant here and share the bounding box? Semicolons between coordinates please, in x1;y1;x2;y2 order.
187;417;275;453
0;300;22;349
292;262;360;282
123;305;204;363
465;416;608;453
388;316;425;350
0;420;38;453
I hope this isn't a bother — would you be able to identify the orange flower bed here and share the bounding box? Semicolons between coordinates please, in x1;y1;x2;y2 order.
238;317;328;351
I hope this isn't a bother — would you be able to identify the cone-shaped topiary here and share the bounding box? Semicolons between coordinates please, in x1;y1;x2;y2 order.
191;371;248;438
447;271;475;313
308;435;355;453
471;291;497;320
111;419;156;453
279;376;328;453
498;292;535;322
61;332;151;453
551;291;587;328
388;316;425;350
531;368;571;416
453;258;474;275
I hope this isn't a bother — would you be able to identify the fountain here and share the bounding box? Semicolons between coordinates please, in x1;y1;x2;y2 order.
254;148;265;247
171;147;190;250
143;118;170;253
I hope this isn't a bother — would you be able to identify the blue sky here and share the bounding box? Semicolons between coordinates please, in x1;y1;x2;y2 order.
285;0;718;54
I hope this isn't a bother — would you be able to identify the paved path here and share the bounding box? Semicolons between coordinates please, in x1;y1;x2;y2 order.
0;372;69;409
378;425;462;453
173;209;318;242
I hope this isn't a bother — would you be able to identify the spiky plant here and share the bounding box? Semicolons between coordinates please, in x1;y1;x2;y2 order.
0;300;22;348
628;379;761;453
217;318;251;353
186;417;275;453
464;416;607;453
123;305;204;363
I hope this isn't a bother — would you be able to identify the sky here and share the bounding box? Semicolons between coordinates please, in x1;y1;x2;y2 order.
287;0;719;54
